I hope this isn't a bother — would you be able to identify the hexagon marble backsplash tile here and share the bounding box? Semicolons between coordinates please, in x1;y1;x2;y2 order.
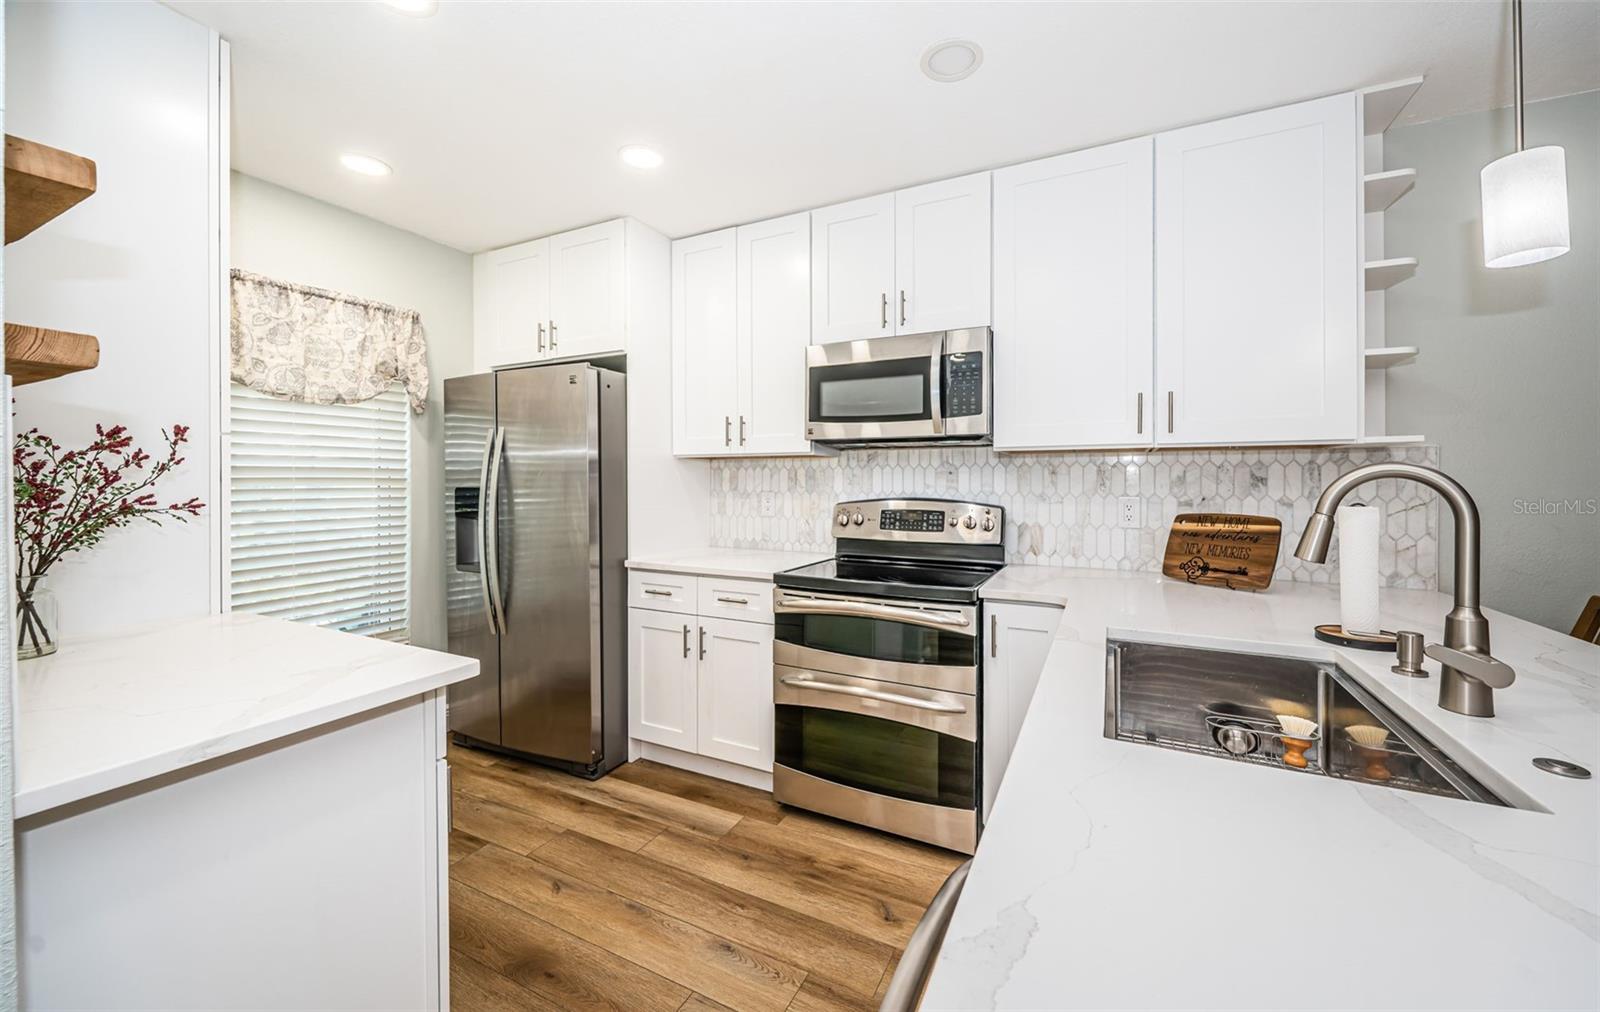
710;444;1441;589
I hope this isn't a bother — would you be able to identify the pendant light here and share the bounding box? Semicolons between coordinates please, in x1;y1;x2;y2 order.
1480;0;1570;268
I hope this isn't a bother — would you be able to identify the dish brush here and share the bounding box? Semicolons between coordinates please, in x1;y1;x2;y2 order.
1346;724;1390;749
1276;714;1317;739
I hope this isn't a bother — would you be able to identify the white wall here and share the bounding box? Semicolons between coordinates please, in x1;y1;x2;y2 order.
230;173;474;650
6;1;217;641
1;4;17;1003
1385;91;1600;632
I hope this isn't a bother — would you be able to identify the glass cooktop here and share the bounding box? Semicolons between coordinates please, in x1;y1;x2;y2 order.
774;556;1002;604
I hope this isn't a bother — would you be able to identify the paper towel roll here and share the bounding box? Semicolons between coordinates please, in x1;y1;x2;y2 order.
1338;502;1381;634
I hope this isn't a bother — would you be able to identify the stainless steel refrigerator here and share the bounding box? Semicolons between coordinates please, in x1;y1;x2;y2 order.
444;363;627;778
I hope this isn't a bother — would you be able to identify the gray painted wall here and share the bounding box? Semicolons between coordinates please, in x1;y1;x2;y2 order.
1385;90;1599;633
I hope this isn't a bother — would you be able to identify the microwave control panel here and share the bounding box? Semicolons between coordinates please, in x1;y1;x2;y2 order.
944;353;985;418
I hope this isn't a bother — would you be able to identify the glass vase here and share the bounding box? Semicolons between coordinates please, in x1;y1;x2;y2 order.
16;570;59;659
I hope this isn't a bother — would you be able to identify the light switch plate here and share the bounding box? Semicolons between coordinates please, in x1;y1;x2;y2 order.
758;491;778;518
1118;496;1141;529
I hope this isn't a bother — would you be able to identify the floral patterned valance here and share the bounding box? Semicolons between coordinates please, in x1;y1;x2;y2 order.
230;269;430;414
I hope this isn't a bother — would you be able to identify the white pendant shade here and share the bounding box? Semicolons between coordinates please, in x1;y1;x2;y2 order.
1481;145;1570;268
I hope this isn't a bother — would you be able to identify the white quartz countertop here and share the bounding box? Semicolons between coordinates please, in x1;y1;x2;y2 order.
625;547;829;580
924;567;1599;1010
13;612;478;819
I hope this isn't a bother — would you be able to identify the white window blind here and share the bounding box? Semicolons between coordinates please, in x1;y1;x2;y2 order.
228;383;411;640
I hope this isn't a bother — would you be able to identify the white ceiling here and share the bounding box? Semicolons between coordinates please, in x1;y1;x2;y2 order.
169;0;1600;253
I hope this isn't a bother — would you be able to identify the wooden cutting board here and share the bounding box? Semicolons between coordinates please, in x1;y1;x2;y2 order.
1162;513;1283;590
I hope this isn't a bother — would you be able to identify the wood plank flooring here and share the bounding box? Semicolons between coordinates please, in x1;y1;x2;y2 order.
448;746;965;1012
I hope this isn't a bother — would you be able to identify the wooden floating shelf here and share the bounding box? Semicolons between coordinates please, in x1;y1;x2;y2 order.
1364;168;1416;212
1360;76;1424;136
1364;346;1419;369
5;323;100;385
1364;257;1417;291
5;134;97;245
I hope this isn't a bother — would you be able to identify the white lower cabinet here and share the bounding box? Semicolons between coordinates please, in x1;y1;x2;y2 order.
629;573;774;772
982;601;1064;818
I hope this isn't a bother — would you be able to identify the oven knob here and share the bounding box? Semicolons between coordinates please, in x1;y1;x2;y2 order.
962;515;977;530
851;511;865;526
836;512;850;527
981;516;995;532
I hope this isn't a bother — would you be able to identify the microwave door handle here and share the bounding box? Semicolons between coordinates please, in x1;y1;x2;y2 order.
928;331;945;435
778;675;968;713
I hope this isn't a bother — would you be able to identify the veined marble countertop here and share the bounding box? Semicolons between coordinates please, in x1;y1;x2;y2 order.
625;547;829;580
923;567;1599;1010
14;612;477;819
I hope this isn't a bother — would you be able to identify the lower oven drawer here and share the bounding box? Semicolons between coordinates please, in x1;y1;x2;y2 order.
773;666;977;741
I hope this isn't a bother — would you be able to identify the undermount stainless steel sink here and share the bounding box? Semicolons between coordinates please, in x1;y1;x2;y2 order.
1105;639;1511;806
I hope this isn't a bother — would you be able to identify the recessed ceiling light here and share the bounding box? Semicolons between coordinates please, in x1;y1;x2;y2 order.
339;153;393;177
619;145;664;170
920;39;983;83
378;0;438;16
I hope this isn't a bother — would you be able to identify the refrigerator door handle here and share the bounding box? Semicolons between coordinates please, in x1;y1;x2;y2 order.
483;425;508;635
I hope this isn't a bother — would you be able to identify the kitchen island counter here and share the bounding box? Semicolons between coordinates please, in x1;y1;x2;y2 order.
922;568;1599;1010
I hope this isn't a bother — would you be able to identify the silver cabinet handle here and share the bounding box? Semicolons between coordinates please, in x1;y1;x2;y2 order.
1167;390;1174;434
879;861;973;1012
537;322;546;354
880;292;888;330
738;415;746;446
644;588;673;597
716;596;749;605
483;426;508;635
779;674;968;713
1137;392;1144;435
698;626;707;660
775;592;970;629
724;416;732;447
549;320;557;351
899;289;907;326
991;614;999;658
682;624;690;658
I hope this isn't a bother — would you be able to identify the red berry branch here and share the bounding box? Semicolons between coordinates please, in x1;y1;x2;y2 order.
13;421;204;653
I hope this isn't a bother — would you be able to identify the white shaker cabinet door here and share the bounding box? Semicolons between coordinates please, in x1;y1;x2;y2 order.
549;219;627;359
474;238;550;371
1154;92;1359;445
894;172;992;334
993;140;1153;450
810;193;895;344
628;607;698;753
672;229;740;455
695;617;775;772
980;601;1063;820
737;212;812;455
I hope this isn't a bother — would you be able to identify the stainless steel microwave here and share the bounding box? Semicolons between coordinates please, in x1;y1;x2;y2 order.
804;328;992;446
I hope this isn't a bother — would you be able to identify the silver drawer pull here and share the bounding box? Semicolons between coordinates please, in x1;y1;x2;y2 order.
779;675;967;713
644;588;673;597
716;596;750;605
776;594;970;629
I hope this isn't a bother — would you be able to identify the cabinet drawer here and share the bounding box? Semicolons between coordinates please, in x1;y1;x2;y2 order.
629;571;697;614
697;577;774;624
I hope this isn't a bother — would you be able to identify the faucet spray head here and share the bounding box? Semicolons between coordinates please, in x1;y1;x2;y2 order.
1294;512;1336;563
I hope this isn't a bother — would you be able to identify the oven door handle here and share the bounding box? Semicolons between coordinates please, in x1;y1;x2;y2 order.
778;675;968;714
775;594;971;630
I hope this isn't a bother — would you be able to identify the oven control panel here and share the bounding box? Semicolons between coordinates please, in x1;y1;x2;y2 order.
832;498;1003;545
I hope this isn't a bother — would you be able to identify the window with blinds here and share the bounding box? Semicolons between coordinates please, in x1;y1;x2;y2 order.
228;383;411;641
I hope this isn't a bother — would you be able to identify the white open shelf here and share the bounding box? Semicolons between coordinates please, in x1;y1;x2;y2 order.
1360;76;1424;136
1348;434;1428;446
1364;168;1416;212
1365;346;1418;369
1365;257;1417;291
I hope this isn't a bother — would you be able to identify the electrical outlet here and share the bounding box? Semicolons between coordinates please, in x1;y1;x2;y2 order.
758;491;778;518
1118;496;1141;529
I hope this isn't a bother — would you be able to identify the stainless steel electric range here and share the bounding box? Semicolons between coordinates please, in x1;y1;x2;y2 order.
772;498;1004;854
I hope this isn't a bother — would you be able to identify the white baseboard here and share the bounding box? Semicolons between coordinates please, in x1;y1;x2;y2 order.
633;740;773;792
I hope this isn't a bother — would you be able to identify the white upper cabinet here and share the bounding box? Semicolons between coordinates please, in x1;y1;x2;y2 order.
548;219;628;359
1154;92;1359;445
737;212;812;455
474;238;550;371
810;193;895;344
672;229;739;455
993;139;1153;450
894;172;992;335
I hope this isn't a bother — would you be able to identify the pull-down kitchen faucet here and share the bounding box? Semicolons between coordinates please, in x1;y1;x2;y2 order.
1295;463;1515;718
